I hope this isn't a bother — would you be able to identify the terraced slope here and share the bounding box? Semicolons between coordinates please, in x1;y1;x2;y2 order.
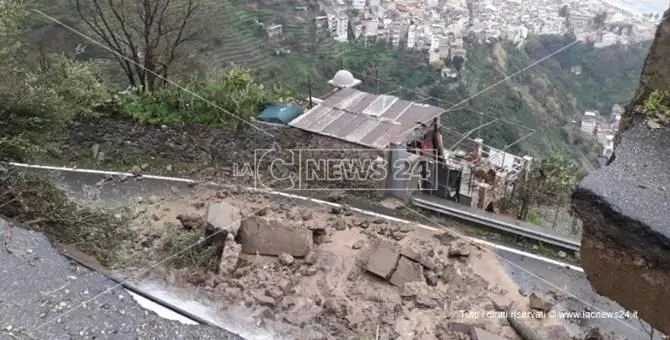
202;0;277;72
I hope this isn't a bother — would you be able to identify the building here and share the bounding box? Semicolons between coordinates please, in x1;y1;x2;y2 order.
352;0;366;10
580;111;599;134
292;70;531;211
407;24;417;48
328;14;349;42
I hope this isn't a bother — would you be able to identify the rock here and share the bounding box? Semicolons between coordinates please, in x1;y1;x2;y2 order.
278;253;294;266
277;279;292;293
301;211;313;221
470;327;506;340
176;214;204;231
391;231;406;241
327;191;344;202
356;220;370;229
389;256;424;287
557;250;567;258
365;241;400;280
539;325;571;340
304;251;317;265
424;271;439;286
334;217;347;231
583;327;605;340
254;292;276;307
266;286;284;299
256;207;268;216
303;266;318;276
238;216;313;257
205;201;241;237
415;295;439;309
528;292;554;312
91;143;100;159
330;206;342;214
448;241;471;257
219;234;241;275
351;240;365;249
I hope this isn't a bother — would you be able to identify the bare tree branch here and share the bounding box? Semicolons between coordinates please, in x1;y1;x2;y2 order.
71;0;204;91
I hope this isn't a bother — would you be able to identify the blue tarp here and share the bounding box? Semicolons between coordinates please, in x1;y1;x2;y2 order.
259;103;303;124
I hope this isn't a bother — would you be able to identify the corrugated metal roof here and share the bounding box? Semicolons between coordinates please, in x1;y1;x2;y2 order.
289;88;445;149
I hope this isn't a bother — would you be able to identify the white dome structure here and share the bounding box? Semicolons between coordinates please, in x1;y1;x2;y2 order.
328;69;361;88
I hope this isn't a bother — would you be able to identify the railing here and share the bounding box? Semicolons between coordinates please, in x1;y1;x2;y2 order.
411;196;581;252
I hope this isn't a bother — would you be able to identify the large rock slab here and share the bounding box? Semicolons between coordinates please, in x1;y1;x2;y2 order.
365;241;400;279
238;216;313;257
206;201;241;236
573;10;670;335
388;256;424;287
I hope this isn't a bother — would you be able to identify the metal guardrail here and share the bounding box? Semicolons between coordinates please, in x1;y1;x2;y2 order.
411;196;582;252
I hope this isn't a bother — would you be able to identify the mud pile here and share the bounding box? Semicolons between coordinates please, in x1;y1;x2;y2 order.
119;188;617;340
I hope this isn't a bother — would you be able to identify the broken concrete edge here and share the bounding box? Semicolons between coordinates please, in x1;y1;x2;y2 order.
572;186;670;269
615;8;670;146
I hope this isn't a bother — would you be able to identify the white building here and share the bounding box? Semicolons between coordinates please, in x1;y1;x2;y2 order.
352;0;366;10
328;14;349;42
407;24;417;48
602;134;614;158
580;111;598;134
539;20;565;35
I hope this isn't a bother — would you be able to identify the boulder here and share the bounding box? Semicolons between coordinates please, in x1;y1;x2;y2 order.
238;216;312;257
365;241;400;279
219;234;241;275
528;292;553;312
205;201;241;237
389;256;424;287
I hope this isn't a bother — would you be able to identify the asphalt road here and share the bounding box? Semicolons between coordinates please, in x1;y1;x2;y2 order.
8;166;664;340
0;218;243;340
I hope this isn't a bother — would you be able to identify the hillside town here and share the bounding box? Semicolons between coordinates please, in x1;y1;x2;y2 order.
578;104;624;159
271;0;659;64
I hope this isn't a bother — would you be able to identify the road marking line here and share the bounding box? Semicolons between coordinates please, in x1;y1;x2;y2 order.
9;162;584;272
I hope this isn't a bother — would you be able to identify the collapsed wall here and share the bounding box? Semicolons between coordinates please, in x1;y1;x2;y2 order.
572;9;670;335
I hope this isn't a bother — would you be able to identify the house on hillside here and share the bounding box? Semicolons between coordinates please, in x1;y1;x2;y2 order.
290;70;532;212
580;111;599;135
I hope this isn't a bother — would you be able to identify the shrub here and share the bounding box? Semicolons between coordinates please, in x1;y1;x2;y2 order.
119;67;295;128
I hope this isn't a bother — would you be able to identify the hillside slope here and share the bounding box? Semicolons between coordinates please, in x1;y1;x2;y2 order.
25;1;651;165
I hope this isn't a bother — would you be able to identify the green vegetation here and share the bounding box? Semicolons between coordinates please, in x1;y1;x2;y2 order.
510;155;583;221
637;89;670;128
119;67;293;128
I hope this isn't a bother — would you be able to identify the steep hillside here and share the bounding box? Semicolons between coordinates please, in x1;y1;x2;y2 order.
24;0;651;165
270;35;649;163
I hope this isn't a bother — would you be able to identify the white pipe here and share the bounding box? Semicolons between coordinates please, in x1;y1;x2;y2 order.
9;162;584;272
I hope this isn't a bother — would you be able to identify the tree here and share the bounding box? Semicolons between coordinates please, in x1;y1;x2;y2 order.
0;1;108;161
71;0;204;92
516;155;581;220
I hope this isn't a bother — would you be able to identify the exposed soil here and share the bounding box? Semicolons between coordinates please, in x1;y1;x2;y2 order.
105;186;600;340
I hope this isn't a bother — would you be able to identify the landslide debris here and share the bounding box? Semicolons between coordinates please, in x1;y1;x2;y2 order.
122;187;613;340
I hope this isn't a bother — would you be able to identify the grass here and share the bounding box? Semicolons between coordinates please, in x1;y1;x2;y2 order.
638;89;670;129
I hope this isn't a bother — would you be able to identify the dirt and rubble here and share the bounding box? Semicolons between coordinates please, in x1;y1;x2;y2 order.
113;187;619;340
